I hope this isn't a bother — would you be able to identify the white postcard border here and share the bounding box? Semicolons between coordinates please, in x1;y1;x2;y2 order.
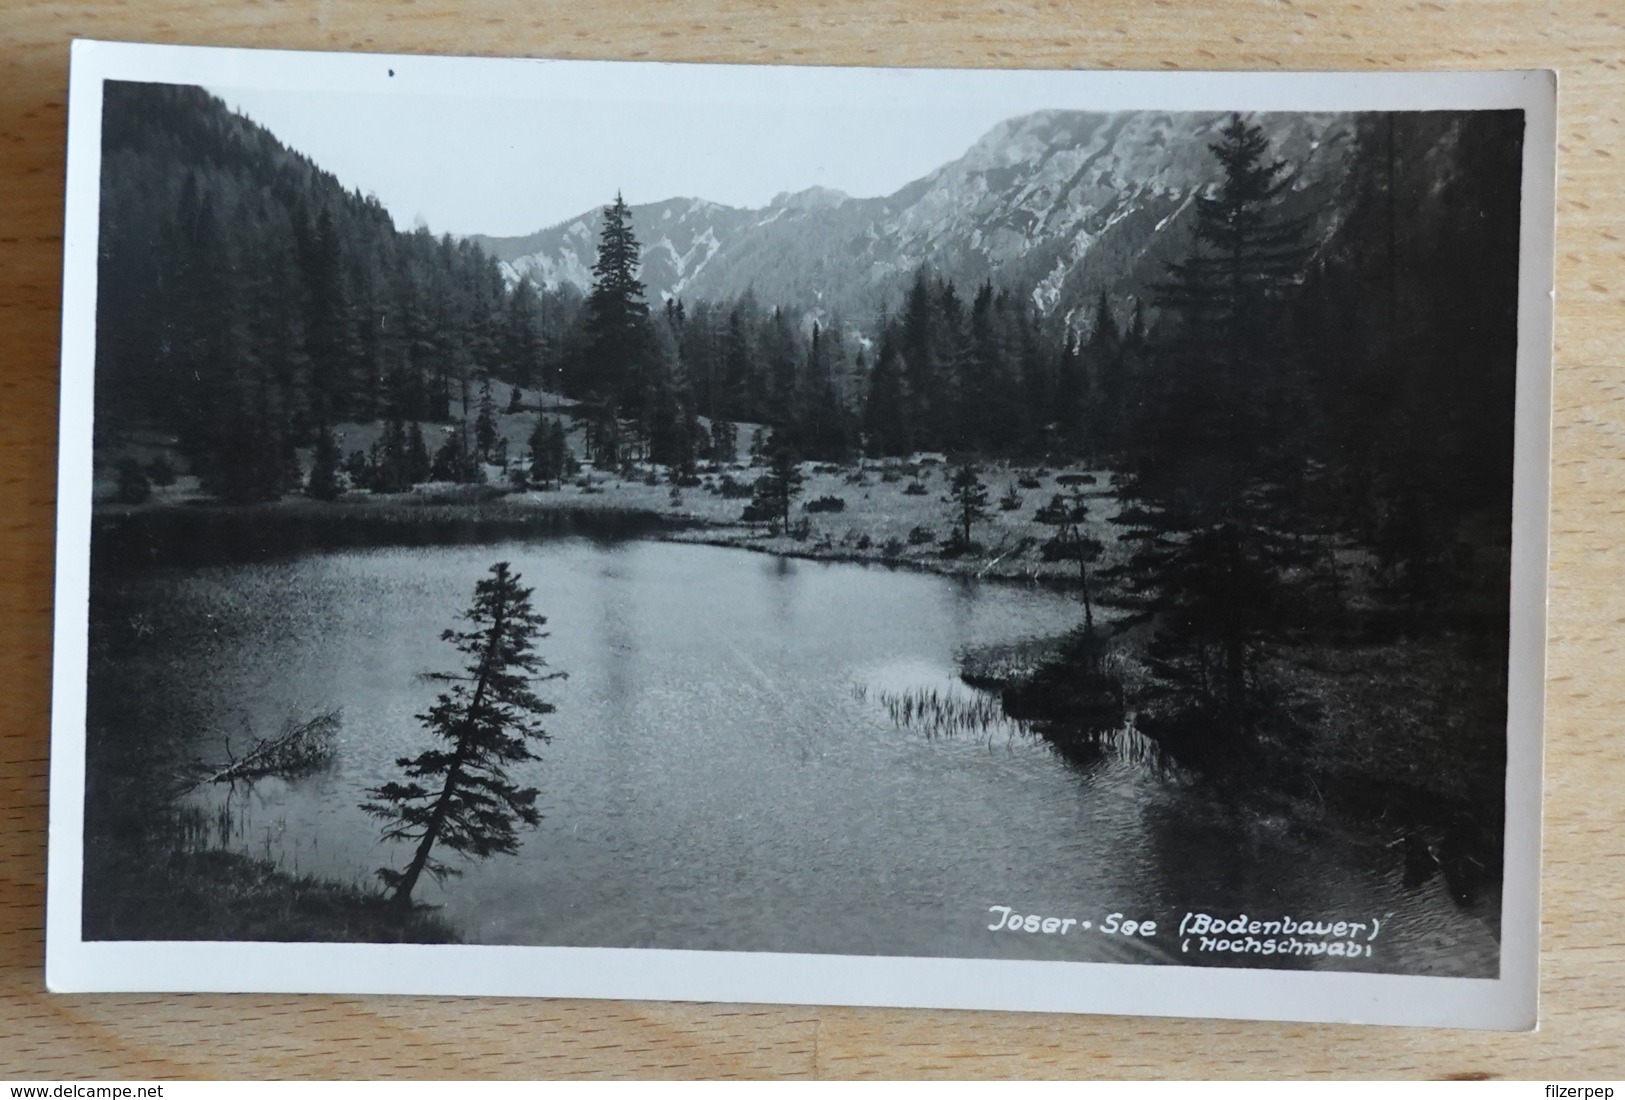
46;40;1555;1031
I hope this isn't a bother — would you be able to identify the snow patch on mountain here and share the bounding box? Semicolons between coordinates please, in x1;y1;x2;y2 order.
504;248;594;291
1033;256;1070;313
1155;190;1198;233
671;228;721;294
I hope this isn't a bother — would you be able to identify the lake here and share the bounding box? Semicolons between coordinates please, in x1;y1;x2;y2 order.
87;533;1499;974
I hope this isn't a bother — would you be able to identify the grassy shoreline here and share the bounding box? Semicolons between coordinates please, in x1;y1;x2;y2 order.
95;459;1128;590
82;842;459;943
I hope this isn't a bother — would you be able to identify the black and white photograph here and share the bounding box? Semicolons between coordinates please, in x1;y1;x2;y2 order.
47;44;1554;1028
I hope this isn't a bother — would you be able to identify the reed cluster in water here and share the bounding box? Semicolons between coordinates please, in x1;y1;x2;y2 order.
872;684;1033;745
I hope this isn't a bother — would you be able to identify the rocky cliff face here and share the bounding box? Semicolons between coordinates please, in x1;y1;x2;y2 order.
471;110;1352;334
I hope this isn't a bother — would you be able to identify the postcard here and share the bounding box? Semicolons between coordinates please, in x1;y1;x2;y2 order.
47;41;1554;1029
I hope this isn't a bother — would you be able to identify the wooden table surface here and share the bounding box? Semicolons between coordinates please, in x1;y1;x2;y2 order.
2;0;1622;1079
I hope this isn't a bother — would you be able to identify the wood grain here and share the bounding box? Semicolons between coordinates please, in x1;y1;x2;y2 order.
2;0;1621;1079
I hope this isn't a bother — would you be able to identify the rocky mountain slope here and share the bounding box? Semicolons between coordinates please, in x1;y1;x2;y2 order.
470;110;1352;333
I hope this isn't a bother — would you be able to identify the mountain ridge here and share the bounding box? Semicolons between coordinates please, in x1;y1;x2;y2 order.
468;109;1352;333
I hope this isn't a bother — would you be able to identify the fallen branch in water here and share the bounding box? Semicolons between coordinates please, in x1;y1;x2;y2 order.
184;709;341;789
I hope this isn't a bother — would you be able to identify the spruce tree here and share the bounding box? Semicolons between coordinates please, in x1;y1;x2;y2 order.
474;377;499;463
709;419;737;465
503;277;545;387
551;420;577;484
527;414;575;489
900;269;949;448
750;437;804;533
362;562;563;908
802;323;853;461
432;425;478;483
1112;112;1314;754
582;193;652;415
948;462;990;549
304;205;362;423
405;421;432;485
1080;292;1123;454
763;306;800;440
526;413;553;488
862;330;911;457
722;307;758;423
1035;490;1104;629
306;424;341;500
584;400;621;468
1147;112;1315;496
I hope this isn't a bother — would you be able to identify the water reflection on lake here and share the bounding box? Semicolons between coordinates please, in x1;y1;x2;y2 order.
91;536;1498;974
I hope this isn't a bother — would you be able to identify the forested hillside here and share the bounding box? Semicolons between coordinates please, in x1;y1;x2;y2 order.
95;82;563;501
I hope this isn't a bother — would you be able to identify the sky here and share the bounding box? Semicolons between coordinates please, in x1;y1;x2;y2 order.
212;78;1066;239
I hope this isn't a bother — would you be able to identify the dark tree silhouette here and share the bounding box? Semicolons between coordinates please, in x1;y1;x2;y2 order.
114;458;152;504
750;438;804;533
527;414;575;489
1145;112;1315;497
363;562;564;908
948;462;989;548
305;425;341;500
474;377;500;463
579;193;653;413
1110;112;1317;753
431;425;481;483
709;419;738;465
404;421;432;485
1035;490;1104;629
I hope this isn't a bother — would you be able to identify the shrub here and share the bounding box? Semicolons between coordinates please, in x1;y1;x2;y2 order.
939;532;982;558
999;485;1022;511
856;533;873;550
903;482;928;496
345;450;371;484
804;495;846;514
715;474;754;499
907;525;934;545
147;455;177;487
881;537;904;558
114;458;151;504
1017;476;1042;490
